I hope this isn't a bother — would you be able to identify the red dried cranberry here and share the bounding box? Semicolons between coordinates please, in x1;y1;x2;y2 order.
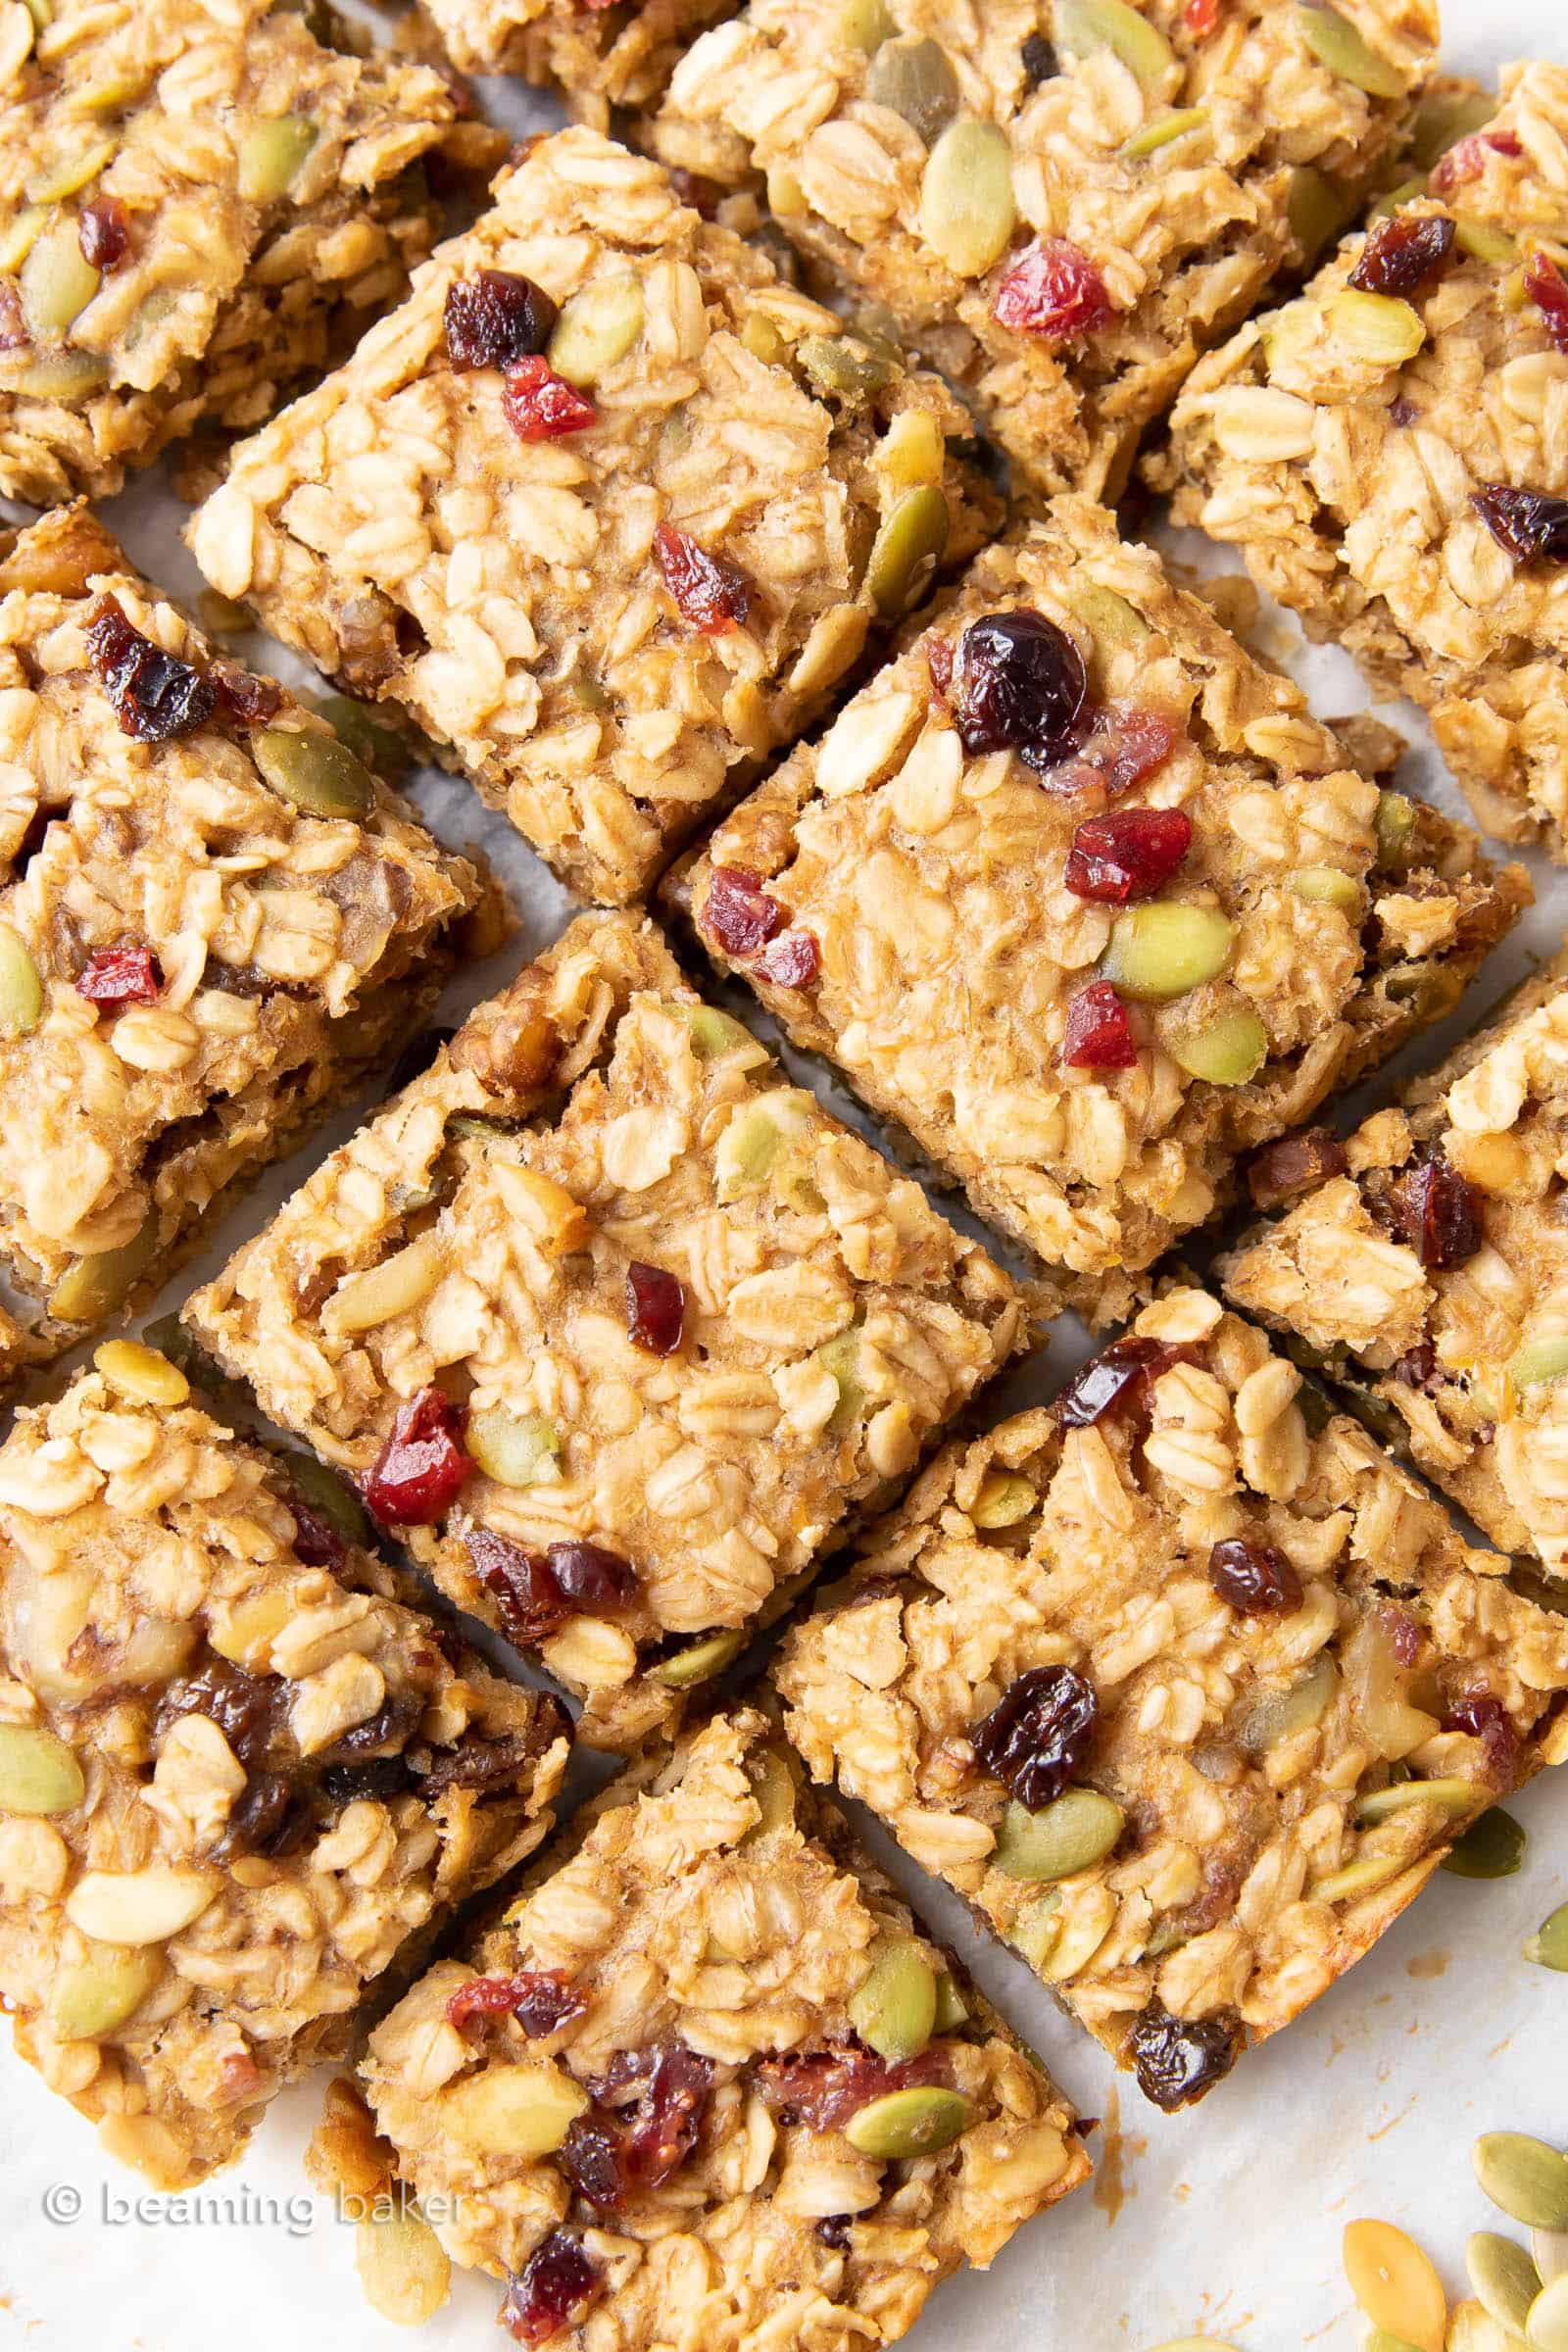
1062;981;1138;1070
1431;127;1521;194
447;1971;585;2036
1444;1691;1517;1786
756;2041;950;2132
286;1497;346;1570
78;194;130;271
953;608;1088;763
1184;0;1220;32
1075;705;1178;796
363;1388;471;1525
468;1530;568;1647
210;661;283;725
86;596;217;742
699;864;787;957
1055;1335;1190;1431
1127;2001;1242;2110
972;1665;1099;1810
926;634;955;700
1064;807;1193;904
1348;213;1456;296
992;238;1113;343
1389;1154;1485;1269
1473;484;1568;564
755;926;820;988
1207;1537;1303;1618
654;523;753;634
559;2046;714;2210
75;944;163;1005
500;2233;603;2347
502;357;597;442
445;269;559;369
626;1261;685;1355
1527;249;1568;353
1246;1127;1348;1209
547;1540;638;1612
1380;1602;1424;1671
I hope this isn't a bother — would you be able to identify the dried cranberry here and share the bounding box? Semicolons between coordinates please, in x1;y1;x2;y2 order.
286;1497;346;1569
655;523;753;634
1127;2000;1242;2110
1075;705;1178;796
1431;127;1521;194
547;1540;638;1612
1055;1334;1190;1431
500;2233;603;2347
626;1261;685;1355
1392;1341;1437;1388
953;608;1088;763
755;926;820;988
1445;1691;1517;1786
1062;981;1138;1070
445;269;559;369
926;634;955;700
756;2041;949;2132
468;1530;568;1647
213;1770;314;1862
502;356;597;442
1184;0;1220;32
1246;1127;1347;1210
210;661;283;726
1207;1537;1303;1618
993;238;1113;343
1388;1154;1485;1269
1473;485;1568;564
1526;249;1568;353
972;1665;1099;1810
86;596;217;742
1020;31;1057;84
75;944;163;1005
669;167;723;219
699;864;787;957
447;1971;585;2036
363;1388;471;1525
1348;212;1455;297
1064;807;1192;904
78;194;130;271
560;2046;714;2210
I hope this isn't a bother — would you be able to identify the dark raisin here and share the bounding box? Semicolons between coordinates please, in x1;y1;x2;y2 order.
363;1388;471;1525
755;926;820;988
699;864;787;957
154;1658;288;1768
499;2232;603;2347
1020;32;1057;84
816;2215;854;2252
1127;2000;1242;2110
322;1689;424;1766
1388;1154;1485;1269
1389;397;1419;427
213;1770;314;1861
1392;1340;1437;1388
446;1970;585;2036
1527;249;1568;353
992;239;1113;343
559;2046;714;2211
953;608;1088;762
319;1753;414;1806
1055;1335;1190;1431
1472;484;1568;564
1246;1127;1348;1209
417;1727;564;1798
75;944;163;1005
1207;1537;1304;1618
626;1261;685;1355
210;661;283;726
467;1529;569;1648
1444;1690;1517;1786
1063;807;1193;903
972;1664;1099;1809
755;2042;949;2132
78;195;130;271
1062;981;1138;1070
547;1540;638;1612
669;167;723;219
654;523;753;634
502;357;597;442
286;1496;346;1569
86;596;217;742
1348;212;1456;296
445;269;559;369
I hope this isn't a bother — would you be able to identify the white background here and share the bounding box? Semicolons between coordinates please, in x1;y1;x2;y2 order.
3;4;1567;2344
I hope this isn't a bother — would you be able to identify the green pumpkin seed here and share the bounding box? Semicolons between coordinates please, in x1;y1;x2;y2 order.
48;1214;157;1323
309;692;413;780
1054;0;1174;86
795;331;898;404
1326;288;1427;366
1295;4;1405;99
1456;217;1519;266
1364;2336;1424;2352
865;484;950;617
1469;2234;1543;2337
139;1313;215;1385
865;38;960;145
252;727;373;819
1122;106;1208;162
1356;1776;1479;1823
675;1003;764;1064
1536;2233;1568;2288
0;924;43;1037
1313;1852;1406;1903
918;120;1015;278
1239;1653;1337;1754
0;204;48;273
837;0;893;50
1102;903;1235;1001
740;1746;796;1839
0;1724;85;1815
1168;1005;1268;1087
849;1936;938;2061
844;2085;972;2160
237;115;318;202
931;1971;968;2033
20;219;100;337
647;1629;745;1689
1511;1340;1568;1393
992;1789;1123;1882
1063;579;1152;658
1408;86;1499;174
1445;1808;1526;1880
1530;2277;1568;2352
1287;164;1355;257
547;274;645;387
1290;865;1363;911
6;348;109;399
48;1944;162;2041
740;310;786;366
440;2063;587;2157
276;1449;372;1549
467;1406;563;1488
1475;2136;1568;2233
815;1325;866;1436
714;1094;811;1199
25;140;115;206
1374;789;1417;869
1525;1903;1568;1972
1383;960;1463;1025
970;1471;1036;1529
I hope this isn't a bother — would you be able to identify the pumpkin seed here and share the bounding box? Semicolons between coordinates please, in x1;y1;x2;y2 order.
1525;1904;1568;1973
1444;1809;1526;1880
1475;2139;1568;2234
277;1450;371;1549
1167;1005;1268;1087
1296;4;1405;99
1291;865;1363;910
324;1235;442;1336
971;1471;1036;1529
49;1214;157;1322
236;115;318;202
1448;2298;1527;2352
1345;2220;1447;2352
1326;288;1427;366
1288;164;1354;256
1371;175;1429;221
676;1004;763;1064
93;1338;189;1408
714;1093;811;1198
65;1866;220;1945
1529;2278;1568;2352
796;331;897;404
1123;106;1208;162
1239;1653;1337;1753
865;38;960;145
25;140;115;206
4;349;108;398
0;924;42;1037
740;310;786;366
931;1971;968;2032
467;1406;562;1488
844;2085;972;2160
1357;1776;1480;1823
1375;790;1417;868
1536;2235;1568;2288
742;1746;796;1837
356;2206;451;2328
251;727;373;819
1456;218;1519;266
918;121;1015;278
0;204;48;273
20;219;100;336
1408;87;1499;174
48;1944;162;2041
1063;578;1152;657
310;692;413;780
865;485;950;617
0;1724;84;1815
547;274;645;386
877;407;945;491
992;1788;1124;1881
836;0;893;50
647;1629;745;1689
1054;0;1174;86
1468;2234;1542;2338
1313;1852;1406;1903
849;1936;938;2061
439;2063;588;2156
1102;904;1235;1001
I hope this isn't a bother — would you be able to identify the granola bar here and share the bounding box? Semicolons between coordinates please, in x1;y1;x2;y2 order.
776;1288;1568;2111
665;499;1527;1314
650;0;1438;498
182;910;1028;1751
0;1352;570;2189
1159;59;1568;857
0;508;483;1385
340;1706;1087;2346
0;0;500;508
421;0;733;124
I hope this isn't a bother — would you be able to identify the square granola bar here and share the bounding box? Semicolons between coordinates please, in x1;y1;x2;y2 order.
331;1706;1087;2344
421;0;734;123
776;1288;1568;2111
182;910;1029;1752
1160;60;1568;857
651;0;1438;497
666;499;1527;1316
0;508;484;1385
189;127;997;907
0;0;500;507
0;1350;569;2188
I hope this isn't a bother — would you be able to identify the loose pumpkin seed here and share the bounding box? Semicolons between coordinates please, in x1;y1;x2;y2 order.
0;924;43;1036
1167;1005;1268;1087
1357;1777;1480;1823
0;1724;85;1815
1296;3;1406;99
992;1788;1124;1881
849;1936;938;2061
1326;288;1427;366
1345;2220;1447;2352
467;1406;563;1488
865;484;950;616
1239;1652;1337;1752
1122;106;1208;162
548;274;645;386
1536;2235;1568;2288
310;692;414;780
1524;1904;1568;1973
65;1866;220;1945
1468;2234;1542;2338
1447;2298;1526;2352
48;1944;162;2041
1444;1809;1526;1880
4;349;109;398
20;218;100;336
1475;2139;1568;2234
647;1629;745;1689
866;38;960;144
93;1338;188;1408
836;0;893;50
439;2063;588;2157
676;1004;762;1064
236;115;318;202
918;121;1015;277
251;727;373;818
49;1214;157;1322
1054;0;1174;86
844;2085;972;2160
1529;2278;1568;2352
1291;865;1363;910
1102;904;1235;1001
356;2206;451;2328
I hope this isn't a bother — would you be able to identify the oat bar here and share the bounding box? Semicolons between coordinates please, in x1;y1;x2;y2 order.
651;0;1437;498
422;0;733;123
182;910;1028;1751
0;508;483;1385
341;1706;1087;2347
1160;60;1568;857
0;1353;570;2188
189;128;995;908
776;1288;1568;2110
666;499;1527;1316
0;0;499;508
